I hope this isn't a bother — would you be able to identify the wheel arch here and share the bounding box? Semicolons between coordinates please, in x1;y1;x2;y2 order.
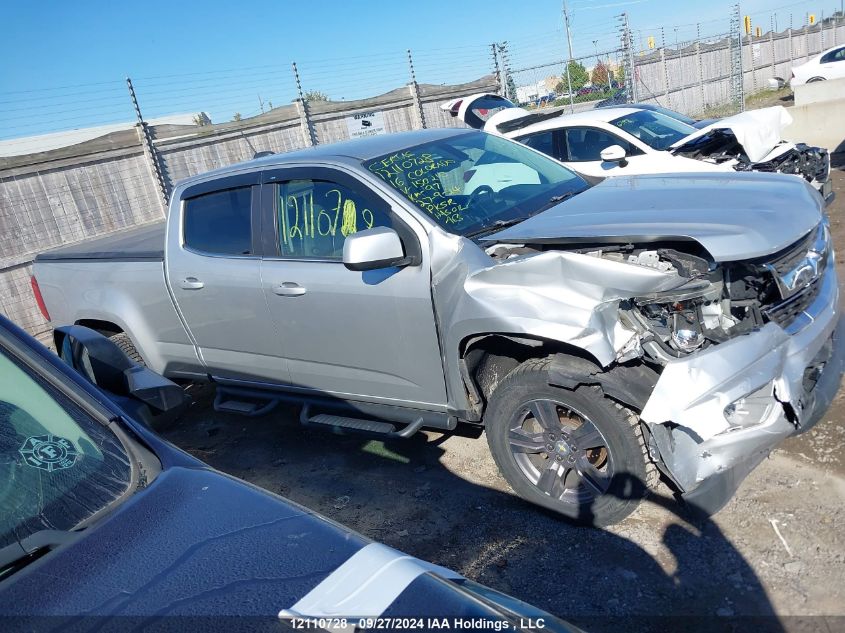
459;333;661;421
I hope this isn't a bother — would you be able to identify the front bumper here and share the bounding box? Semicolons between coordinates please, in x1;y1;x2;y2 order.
640;261;844;515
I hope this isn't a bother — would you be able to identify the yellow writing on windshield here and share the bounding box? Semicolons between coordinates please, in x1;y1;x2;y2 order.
368;151;467;224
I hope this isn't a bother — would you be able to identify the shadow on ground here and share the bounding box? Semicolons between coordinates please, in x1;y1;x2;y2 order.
163;385;797;633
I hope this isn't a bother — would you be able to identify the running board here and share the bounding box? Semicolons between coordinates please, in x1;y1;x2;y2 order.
300;405;424;439
213;388;280;417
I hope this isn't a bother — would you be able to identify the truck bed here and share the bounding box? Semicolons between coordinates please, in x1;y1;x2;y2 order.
35;221;165;262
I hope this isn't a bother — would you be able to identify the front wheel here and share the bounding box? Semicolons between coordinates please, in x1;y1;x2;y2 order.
484;358;656;526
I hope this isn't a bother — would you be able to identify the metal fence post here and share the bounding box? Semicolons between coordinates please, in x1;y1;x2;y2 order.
499;42;515;103
729;4;744;112
291;62;317;147
747;32;756;95
695;23;705;113
805;21;809;61
126;77;169;214
788;18;794;65
491;43;503;95
770;17;776;77
407;49;426;130
660;28;670;106
619;12;637;103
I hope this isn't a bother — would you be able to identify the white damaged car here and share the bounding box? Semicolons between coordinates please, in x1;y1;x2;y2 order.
444;94;833;203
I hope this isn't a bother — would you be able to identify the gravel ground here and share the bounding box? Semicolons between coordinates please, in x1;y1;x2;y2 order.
162;167;845;633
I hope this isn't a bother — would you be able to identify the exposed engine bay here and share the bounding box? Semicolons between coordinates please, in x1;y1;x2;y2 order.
485;221;829;365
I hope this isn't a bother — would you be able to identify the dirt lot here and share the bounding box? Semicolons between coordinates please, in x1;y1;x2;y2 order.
163;166;845;632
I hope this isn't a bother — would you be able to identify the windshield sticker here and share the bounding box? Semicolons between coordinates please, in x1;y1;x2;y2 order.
368;151;466;225
19;434;78;472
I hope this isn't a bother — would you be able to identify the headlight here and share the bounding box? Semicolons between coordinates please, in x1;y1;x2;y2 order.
634;280;721;354
670;311;704;351
721;382;777;432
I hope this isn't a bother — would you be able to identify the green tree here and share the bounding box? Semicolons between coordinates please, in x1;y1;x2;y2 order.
591;61;610;87
303;90;330;102
232;112;242;121
612;64;625;87
556;61;589;94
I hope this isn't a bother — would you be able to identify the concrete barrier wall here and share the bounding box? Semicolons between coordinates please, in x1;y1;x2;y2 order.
0;76;498;340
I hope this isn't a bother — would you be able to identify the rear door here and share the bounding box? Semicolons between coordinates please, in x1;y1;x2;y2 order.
257;166;447;409
165;174;290;384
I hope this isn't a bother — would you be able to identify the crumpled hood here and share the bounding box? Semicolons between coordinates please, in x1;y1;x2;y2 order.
483;172;822;262
670;105;793;163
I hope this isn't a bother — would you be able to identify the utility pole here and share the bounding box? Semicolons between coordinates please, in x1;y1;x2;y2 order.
562;0;575;112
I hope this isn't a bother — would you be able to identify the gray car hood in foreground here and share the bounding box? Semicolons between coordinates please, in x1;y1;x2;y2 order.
484;172;823;262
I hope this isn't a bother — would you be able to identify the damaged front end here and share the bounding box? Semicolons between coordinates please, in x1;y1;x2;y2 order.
669;106;833;202
477;218;843;515
625;221;844;514
674;131;831;196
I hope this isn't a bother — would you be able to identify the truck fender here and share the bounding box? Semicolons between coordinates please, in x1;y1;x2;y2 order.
547;354;660;413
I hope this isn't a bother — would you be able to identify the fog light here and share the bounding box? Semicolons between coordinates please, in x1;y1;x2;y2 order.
723;383;776;432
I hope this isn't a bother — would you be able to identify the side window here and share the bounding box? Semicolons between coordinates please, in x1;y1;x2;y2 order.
183;187;253;256
821;47;845;63
562;127;643;162
516;131;556;160
277;179;393;259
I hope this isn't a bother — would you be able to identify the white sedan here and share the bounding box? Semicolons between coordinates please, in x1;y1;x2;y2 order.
790;44;845;86
443;94;832;202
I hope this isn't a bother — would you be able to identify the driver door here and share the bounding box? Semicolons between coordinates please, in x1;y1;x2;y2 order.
257;167;447;409
553;126;649;179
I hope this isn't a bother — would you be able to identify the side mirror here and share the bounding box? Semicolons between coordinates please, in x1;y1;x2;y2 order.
600;144;628;167
343;227;409;271
55;325;189;429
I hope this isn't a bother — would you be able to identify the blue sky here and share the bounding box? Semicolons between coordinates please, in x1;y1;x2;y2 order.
0;0;838;140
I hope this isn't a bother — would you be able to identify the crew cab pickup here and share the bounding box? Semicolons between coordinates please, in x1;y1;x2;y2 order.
32;128;844;526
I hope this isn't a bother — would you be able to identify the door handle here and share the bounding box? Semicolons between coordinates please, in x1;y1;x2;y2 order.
272;282;307;297
180;277;204;290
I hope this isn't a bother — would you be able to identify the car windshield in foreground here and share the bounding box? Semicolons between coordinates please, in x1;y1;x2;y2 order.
610;110;697;150
364;132;589;237
0;344;132;557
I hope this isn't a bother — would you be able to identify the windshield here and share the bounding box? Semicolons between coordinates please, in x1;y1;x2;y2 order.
610;110;697;150
364;132;588;237
640;105;698;126
0;345;131;552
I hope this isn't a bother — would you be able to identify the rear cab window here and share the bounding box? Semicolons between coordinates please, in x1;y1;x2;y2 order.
183;187;253;256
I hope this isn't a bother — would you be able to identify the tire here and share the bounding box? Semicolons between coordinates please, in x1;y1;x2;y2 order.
109;332;145;366
484;357;657;526
807;77;826;83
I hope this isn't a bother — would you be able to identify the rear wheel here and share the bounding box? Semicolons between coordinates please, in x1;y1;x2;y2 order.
109;332;145;366
484;358;656;526
807;77;826;83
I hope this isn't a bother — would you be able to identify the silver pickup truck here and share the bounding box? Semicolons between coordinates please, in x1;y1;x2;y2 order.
32;128;844;526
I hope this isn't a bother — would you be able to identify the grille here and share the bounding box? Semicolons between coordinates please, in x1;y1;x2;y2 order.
764;228;816;277
764;277;822;327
